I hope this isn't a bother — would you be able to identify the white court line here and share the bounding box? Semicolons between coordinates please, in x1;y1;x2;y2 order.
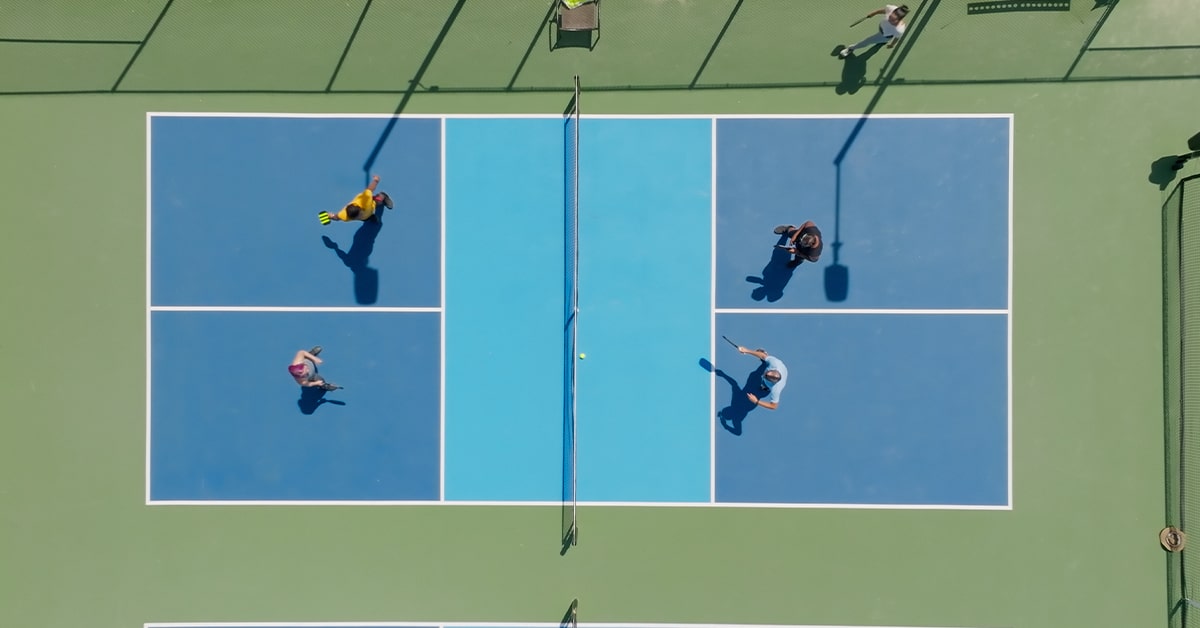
148;623;986;628
148;111;1013;121
440;117;448;502
146;499;1009;510
144;112;155;504
715;308;1007;315
1007;115;1015;508
709;117;718;504
149;306;440;313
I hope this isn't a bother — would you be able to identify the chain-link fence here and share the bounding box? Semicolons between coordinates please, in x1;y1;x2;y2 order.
2;0;1193;96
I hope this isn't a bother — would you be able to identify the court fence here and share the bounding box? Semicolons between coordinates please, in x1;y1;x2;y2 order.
1164;174;1200;628
3;1;1194;95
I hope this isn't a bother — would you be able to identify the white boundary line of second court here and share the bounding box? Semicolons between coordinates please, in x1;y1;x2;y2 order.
147;619;993;624
148;111;1013;120
146;499;1008;510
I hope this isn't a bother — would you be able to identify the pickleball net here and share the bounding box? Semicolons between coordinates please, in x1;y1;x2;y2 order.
1164;173;1200;627
562;75;581;549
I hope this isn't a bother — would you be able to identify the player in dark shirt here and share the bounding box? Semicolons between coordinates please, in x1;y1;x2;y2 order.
773;221;823;268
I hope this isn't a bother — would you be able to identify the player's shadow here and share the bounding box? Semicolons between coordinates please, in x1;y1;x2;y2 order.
832;44;883;95
322;220;382;304
297;386;346;415
745;235;799;302
700;357;764;436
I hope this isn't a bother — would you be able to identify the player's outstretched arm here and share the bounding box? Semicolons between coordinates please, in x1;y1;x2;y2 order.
739;347;769;361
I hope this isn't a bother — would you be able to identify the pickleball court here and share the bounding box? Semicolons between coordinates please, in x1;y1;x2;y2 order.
147;113;1010;509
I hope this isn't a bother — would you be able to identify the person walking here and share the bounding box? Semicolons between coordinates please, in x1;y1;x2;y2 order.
838;4;909;59
736;346;788;411
773;220;823;268
288;346;341;391
326;174;394;224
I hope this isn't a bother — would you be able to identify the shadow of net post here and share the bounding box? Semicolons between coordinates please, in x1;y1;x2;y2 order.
825;162;849;302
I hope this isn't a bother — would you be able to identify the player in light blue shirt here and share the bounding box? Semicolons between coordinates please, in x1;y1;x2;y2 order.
737;346;788;410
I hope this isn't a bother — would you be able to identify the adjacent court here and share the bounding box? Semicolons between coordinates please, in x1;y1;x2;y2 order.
147;113;1011;508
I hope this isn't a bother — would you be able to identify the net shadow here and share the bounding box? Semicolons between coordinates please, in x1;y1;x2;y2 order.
561;77;581;556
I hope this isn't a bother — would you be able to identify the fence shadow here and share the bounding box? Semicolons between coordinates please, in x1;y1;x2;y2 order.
5;0;1195;96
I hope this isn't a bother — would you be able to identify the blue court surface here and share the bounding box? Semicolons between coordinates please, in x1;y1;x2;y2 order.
147;113;1011;508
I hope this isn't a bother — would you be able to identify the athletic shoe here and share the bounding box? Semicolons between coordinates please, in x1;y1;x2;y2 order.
773;225;794;235
838;46;853;59
322;382;341;391
380;192;394;209
310;346;322;356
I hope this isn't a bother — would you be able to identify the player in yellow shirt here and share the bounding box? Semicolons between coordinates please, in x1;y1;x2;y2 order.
327;174;394;223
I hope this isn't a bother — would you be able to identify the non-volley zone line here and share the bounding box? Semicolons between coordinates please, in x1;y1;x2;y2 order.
150;306;441;313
